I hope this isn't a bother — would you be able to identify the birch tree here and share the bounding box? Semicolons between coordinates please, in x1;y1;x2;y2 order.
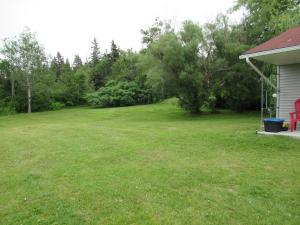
19;30;46;113
1;28;46;113
1;38;19;98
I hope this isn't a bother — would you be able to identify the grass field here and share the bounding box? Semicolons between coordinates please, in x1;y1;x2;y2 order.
0;99;299;225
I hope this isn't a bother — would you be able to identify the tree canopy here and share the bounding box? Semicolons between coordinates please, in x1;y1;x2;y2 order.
1;1;299;115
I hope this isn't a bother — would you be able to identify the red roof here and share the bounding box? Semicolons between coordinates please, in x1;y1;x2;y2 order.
243;25;300;55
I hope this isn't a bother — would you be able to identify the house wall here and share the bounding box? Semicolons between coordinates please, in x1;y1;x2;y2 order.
278;63;300;121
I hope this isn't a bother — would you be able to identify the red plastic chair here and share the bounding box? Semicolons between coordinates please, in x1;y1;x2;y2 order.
289;99;300;132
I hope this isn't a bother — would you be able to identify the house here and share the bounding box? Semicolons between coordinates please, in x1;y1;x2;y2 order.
240;26;300;124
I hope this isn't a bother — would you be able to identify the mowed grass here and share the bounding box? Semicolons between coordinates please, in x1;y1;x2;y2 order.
0;99;299;225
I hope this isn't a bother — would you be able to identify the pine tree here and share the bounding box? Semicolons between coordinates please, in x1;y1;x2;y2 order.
73;54;83;71
51;52;64;81
64;58;72;74
90;38;100;66
109;40;120;63
65;58;70;67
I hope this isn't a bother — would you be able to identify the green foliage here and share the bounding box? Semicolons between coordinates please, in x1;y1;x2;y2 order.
205;92;218;112
51;52;64;80
141;18;173;47
232;0;300;44
109;40;120;64
178;21;207;114
31;81;54;111
90;56;111;89
49;101;65;111
72;54;83;71
90;38;100;66
57;66;91;106
111;51;138;81
86;80;156;108
201;14;261;111
1;0;298;114
1;28;46;113
0;60;11;97
0;98;16;116
146;21;207;114
136;53;167;98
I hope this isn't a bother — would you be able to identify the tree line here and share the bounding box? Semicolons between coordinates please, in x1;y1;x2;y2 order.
0;0;299;115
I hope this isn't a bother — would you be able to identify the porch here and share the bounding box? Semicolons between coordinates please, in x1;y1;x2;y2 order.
257;130;300;139
240;26;300;137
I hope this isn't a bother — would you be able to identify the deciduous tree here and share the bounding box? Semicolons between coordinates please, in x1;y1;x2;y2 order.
1;28;46;113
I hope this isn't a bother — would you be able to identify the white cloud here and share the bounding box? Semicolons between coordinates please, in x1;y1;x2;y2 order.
0;0;242;62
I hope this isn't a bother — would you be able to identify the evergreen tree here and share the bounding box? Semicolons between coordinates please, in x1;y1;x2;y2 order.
109;40;120;64
51;52;64;81
63;58;72;74
90;38;100;66
65;58;70;68
73;54;83;71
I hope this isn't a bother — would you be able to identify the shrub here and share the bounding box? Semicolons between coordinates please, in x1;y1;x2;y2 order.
205;93;217;112
0;99;16;116
86;80;156;108
49;102;65;111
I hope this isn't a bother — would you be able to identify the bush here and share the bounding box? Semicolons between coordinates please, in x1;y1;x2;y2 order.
205;93;217;112
49;102;65;111
86;80;156;108
0;99;16;116
54;68;91;106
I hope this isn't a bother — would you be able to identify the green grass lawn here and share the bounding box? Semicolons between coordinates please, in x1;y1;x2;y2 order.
0;99;299;225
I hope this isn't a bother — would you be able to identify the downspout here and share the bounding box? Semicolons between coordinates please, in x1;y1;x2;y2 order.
246;58;277;90
245;57;279;128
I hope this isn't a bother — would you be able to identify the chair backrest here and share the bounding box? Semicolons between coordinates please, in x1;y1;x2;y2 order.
295;99;300;119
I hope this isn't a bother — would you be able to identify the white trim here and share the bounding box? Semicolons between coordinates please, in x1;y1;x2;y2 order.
239;45;300;59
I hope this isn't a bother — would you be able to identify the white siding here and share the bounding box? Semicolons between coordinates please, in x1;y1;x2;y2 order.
279;64;300;121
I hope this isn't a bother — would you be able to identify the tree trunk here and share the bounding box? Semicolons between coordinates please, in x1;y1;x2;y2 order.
10;77;15;98
26;76;31;113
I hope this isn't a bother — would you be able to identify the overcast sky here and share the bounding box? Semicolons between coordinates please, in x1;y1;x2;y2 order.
0;0;242;62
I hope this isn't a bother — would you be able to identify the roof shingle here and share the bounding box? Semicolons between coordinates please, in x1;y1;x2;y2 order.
243;25;300;55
